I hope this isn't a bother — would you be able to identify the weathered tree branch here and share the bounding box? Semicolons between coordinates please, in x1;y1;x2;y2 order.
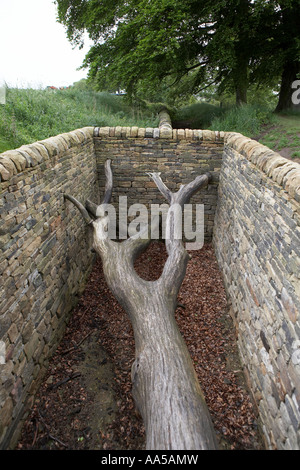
102;158;113;204
85;199;98;219
146;172;172;203
64;161;218;450
63;194;93;225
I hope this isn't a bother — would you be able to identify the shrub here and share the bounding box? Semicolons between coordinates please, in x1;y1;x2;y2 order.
209;104;275;137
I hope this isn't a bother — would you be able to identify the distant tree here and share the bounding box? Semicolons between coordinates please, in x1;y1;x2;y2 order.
72;78;95;91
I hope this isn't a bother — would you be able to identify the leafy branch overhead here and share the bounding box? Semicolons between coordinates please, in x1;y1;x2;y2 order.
55;0;300;109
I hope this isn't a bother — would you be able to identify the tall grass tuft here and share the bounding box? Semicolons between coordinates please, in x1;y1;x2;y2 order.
209;104;276;137
172;102;223;129
0;87;159;152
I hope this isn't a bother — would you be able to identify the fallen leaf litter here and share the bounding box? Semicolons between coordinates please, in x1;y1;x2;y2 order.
17;242;264;450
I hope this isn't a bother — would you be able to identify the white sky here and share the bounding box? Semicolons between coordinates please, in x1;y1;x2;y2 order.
0;0;92;89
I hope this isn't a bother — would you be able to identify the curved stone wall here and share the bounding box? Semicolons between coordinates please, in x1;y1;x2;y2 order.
213;132;300;449
0;128;97;448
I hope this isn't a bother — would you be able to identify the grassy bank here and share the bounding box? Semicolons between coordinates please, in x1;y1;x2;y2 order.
0;87;159;152
208;104;276;137
256;113;300;160
173;101;300;162
1;88;299;162
172;102;276;138
172;102;224;129
209;104;300;161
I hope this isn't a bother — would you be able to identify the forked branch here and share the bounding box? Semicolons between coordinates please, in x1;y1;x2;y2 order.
64;160;218;450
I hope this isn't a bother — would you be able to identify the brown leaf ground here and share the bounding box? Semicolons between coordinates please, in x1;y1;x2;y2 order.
17;242;265;451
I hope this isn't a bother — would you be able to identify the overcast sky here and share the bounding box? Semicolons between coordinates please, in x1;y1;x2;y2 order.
0;0;92;89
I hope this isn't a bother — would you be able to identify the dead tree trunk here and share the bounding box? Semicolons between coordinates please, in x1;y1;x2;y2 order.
64;160;218;450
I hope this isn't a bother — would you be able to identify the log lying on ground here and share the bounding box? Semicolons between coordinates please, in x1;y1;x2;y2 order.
64;160;218;450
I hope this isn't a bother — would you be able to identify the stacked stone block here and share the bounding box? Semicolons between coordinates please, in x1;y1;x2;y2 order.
213;132;300;449
0;128;97;448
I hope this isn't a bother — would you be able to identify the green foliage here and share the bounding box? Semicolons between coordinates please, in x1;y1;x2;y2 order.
54;0;229;100
209;104;276;137
216;83;279;108
72;78;97;91
0;137;12;153
0;87;158;151
55;1;300;110
172;102;224;129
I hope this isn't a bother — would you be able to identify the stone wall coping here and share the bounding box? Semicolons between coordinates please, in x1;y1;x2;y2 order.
0;124;225;186
224;132;300;203
93;125;224;142
2;124;300;204
0;127;94;184
93;109;224;142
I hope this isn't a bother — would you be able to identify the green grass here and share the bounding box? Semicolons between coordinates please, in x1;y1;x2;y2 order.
257;112;300;158
196;103;300;160
209;104;276;138
0;137;13;153
208;105;300;160
171;102;276;138
0;87;159;152
172;102;224;129
2;88;299;161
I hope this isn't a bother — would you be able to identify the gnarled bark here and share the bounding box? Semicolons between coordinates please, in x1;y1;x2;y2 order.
64;160;218;450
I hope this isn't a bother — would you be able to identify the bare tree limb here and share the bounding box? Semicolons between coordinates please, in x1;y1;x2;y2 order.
102;158;113;204
148;172;211;208
63;194;93;225
176;173;212;206
85;199;98;218
146;172;172;203
65;161;218;450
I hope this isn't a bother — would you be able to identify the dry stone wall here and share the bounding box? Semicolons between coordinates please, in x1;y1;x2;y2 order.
0;128;97;448
213;132;300;449
0;120;224;449
1;113;300;450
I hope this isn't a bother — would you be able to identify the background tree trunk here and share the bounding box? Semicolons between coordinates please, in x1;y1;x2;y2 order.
275;60;300;113
234;52;249;106
64;162;218;450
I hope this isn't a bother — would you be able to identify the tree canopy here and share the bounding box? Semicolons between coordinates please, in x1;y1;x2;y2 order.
55;0;300;110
